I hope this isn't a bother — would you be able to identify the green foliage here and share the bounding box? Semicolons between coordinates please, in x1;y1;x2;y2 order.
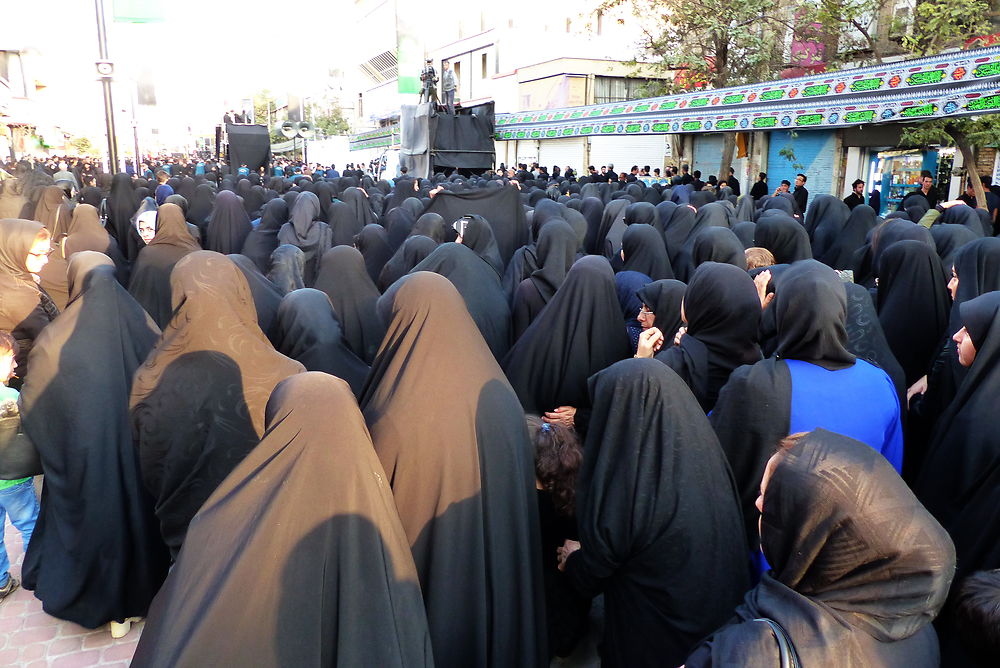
902;0;991;56
69;137;94;156
596;0;788;88
778;132;805;170
900;116;1000;150
309;104;349;137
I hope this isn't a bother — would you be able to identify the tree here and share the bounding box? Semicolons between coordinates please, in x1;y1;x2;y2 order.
897;1;993;208
253;90;285;143
309;104;349;137
69;137;94;156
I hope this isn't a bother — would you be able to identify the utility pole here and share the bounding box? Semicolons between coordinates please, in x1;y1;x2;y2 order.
94;0;120;173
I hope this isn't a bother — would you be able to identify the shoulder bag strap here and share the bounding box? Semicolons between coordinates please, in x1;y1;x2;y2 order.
753;617;801;668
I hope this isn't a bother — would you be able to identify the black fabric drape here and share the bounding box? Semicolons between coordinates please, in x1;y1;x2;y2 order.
687;429;954;668
359;272;546;668
130;252;303;557
227;254;284;345
424;187;528;265
568;359;749;668
132;373;433;668
690;227;747;271
313;245;385;364
20;253;169;628
276;191;333;285
355;223;394;285
327;199;364;248
814;204;875;270
461;214;504;277
754;214;812;264
378;235;438;292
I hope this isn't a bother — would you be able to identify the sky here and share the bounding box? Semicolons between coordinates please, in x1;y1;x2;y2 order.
2;0;353;142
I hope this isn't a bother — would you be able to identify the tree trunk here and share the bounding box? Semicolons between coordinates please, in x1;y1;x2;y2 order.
953;129;987;209
719;133;736;186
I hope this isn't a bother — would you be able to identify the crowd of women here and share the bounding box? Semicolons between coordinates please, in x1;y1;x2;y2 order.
0;158;998;667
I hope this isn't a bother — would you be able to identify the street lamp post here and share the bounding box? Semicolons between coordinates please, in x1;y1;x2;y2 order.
94;0;120;173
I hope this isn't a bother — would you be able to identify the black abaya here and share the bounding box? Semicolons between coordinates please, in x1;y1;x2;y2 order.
359;272;546;668
128;204;201;329
620;223;674;279
503;256;631;416
240;197;287;273
273;290;369;397
754;214;812;264
568;359;749;667
276;191;333;285
132;373;432;668
227;254;284;344
205;190;252;255
512;219;577;340
313;245;385;364
355;223;394;284
20;252;169;628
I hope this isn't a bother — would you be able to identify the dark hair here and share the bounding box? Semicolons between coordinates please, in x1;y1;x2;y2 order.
955;569;1000;663
0;330;16;357
852;179;865;188
758;172;767;180
796;173;807;183
693;170;702;179
729;167;735;174
981;175;993;187
527;415;583;516
781;179;791;187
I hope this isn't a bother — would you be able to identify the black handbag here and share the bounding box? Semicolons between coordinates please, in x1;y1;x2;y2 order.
754;617;801;668
0;413;43;480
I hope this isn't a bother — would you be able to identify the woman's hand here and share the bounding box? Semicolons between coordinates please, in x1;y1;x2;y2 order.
636;327;664;358
557;540;581;571
753;270;774;309
544;406;577;427
907;375;928;406
673;325;687;346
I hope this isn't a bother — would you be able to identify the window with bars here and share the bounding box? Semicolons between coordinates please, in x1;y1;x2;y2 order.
359;51;398;85
594;77;654;104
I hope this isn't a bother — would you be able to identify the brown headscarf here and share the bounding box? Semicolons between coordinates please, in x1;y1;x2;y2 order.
130;251;303;556
0;218;59;379
128;204;202;328
34;185;72;239
62;204;111;257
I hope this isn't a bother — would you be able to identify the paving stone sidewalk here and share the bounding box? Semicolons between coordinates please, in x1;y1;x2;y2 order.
0;516;142;667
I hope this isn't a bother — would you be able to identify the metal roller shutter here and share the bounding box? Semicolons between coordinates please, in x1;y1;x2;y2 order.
693;134;725;178
766;130;837;201
588;135;666;175
538;138;587;174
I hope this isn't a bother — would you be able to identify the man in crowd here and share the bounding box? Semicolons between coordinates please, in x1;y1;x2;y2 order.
844;179;866;210
793;173;809;213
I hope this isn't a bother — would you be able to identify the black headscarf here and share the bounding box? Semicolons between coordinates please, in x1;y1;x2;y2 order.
636;278;686;342
267;244;306;294
527;218;577;302
410;212;446;243
930;224;978;274
383;207;416;253
313;245;385;364
624;201;662;233
938;204;987;237
503;256;631;416
754;214;812;264
206;190;252;255
130;251;304;557
876;240;950;385
774;260;855;370
569;359;749;667
915;291;1000;528
359;272;546;668
107;173;136;246
803;193;849;240
655;262;762;411
341;187;377;228
694;201;734;229
378;235;438;292
127;204;201;328
20;252;169;628
277;191;333;285
131;373;433;668
814;203;875;270
581;197;606;254
327;199;364;247
240;197;287;273
273;290;369;397
690;226;747;270
227;254;284;345
620;223;674;280
411;243;512;360
354;223;394;284
461;214;504;277
688;429;954;668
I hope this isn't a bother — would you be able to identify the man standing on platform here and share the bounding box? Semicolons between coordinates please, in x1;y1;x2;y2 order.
441;60;457;115
420;59;439;107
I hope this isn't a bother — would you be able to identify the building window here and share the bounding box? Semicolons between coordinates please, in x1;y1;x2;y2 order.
596;10;603;35
454;61;461;83
566;18;571;33
594;77;654;104
481;53;488;79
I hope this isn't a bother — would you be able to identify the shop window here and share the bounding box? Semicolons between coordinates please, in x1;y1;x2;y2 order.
594;77;654;104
